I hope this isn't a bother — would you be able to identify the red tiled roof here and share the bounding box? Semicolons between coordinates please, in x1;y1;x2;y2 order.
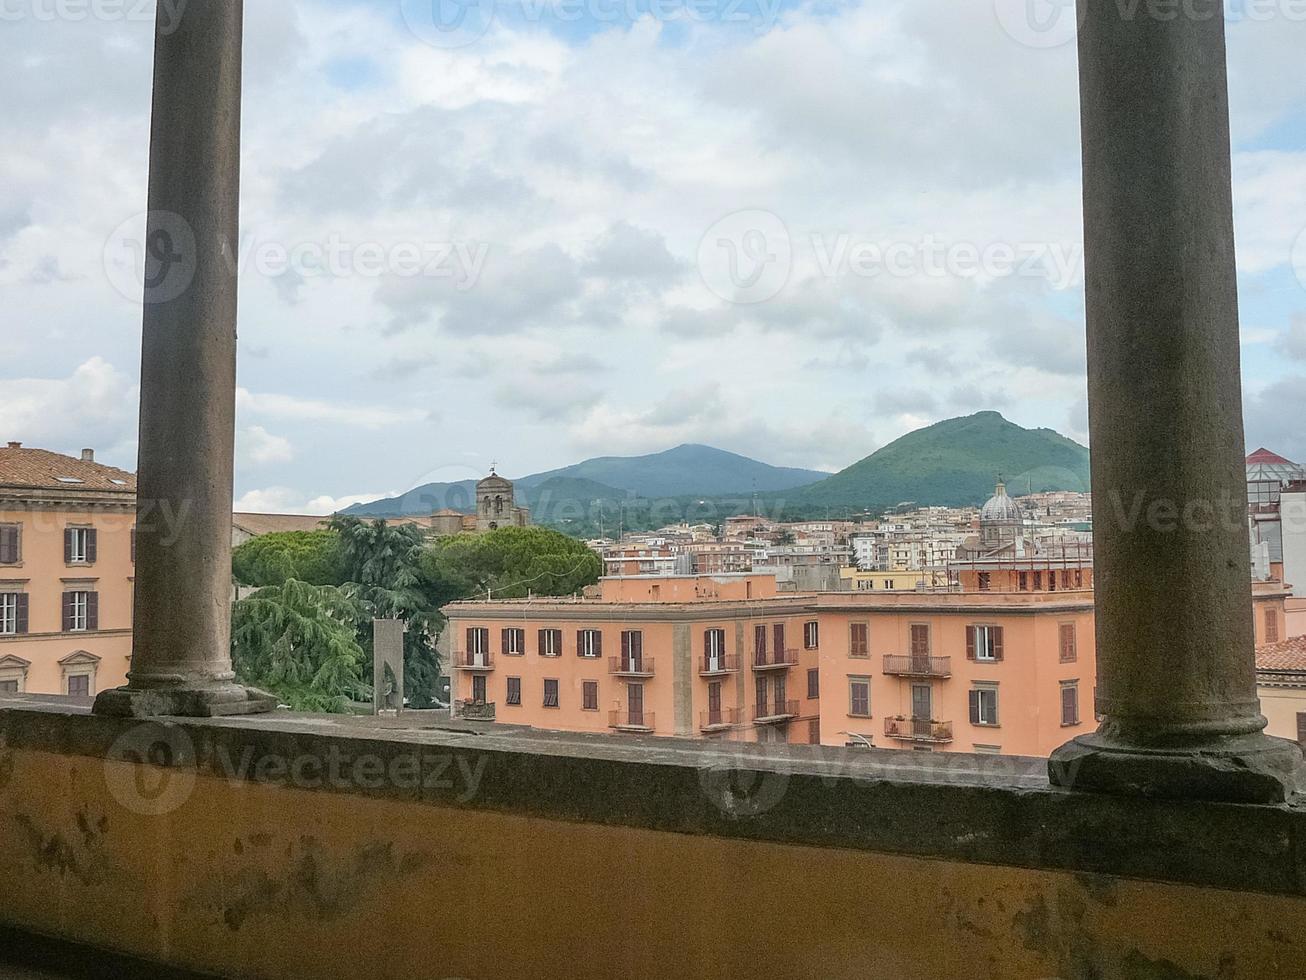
0;445;135;493
1256;635;1306;673
1247;447;1295;466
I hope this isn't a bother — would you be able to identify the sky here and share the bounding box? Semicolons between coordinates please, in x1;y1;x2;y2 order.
3;0;1306;514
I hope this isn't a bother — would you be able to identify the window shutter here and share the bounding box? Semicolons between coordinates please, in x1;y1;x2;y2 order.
969;690;981;725
466;627;475;654
1062;687;1077;726
1298;713;1306;746
131;528;136;563
773;624;785;656
86;529;97;564
537;629;547;655
594;632;602;658
965;626;976;661
705;629;712;656
755;624;767;656
503;628;511;654
62;592;73;632
16;594;28;634
992;627;1004;662
64;529;73;563
621;631;630;660
576;630;585;656
87;592;98;631
0;527;14;564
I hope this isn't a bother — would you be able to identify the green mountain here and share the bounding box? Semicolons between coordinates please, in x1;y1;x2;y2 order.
343;444;827;518
783;412;1089;513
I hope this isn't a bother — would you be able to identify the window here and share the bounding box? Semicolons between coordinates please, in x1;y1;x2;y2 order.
849;622;869;658
705;628;725;658
754;623;768;659
543;679;559;708
0;525;20;565
803;621;819;649
808;719;821;745
471;674;487;703
62;591;97;632
1266;608;1280;644
65;527;96;565
0;593;28;635
466;627;489;655
1018;571;1028;591
578;629;602;659
807;668;819;700
910;623;930;657
620;630;643;669
1061;683;1080;727
977;572;992;592
755;675;768;713
707;681;722;721
1033;571;1043;590
0;680;17;694
849;678;871;717
582;681;598;711
1059;623;1077;663
502;628;525;656
967;625;1004;662
538;628;562;657
66;674;91;698
969;686;999;726
506;677;522;706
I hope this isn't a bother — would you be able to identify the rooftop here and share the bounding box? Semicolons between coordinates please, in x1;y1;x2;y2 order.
0;444;135;495
1257;635;1306;673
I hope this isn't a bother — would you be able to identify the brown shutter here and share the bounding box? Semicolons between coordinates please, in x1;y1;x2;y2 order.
621;631;630;659
62;592;73;632
992;626;1004;662
1297;713;1306;746
0;527;15;564
755;624;767;655
965;626;976;661
773;623;785;657
64;529;73;563
87;592;98;631
466;627;475;655
502;628;511;654
969;690;981;725
86;529;97;564
537;629;547;655
577;630;586;657
1062;686;1077;726
131;528;136;563
631;631;641;657
16;594;28;634
594;631;602;658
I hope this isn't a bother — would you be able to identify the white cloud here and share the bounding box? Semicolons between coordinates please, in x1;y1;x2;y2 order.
236;389;426;428
234;487;396;516
0;357;137;463
239;426;295;465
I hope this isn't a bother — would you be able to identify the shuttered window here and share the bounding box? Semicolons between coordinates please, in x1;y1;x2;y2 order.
0;593;26;635
849;622;869;657
807;668;820;699
1266;608;1280;644
969;687;999;726
1059;623;1077;663
62;591;97;632
910;624;930;657
1061;684;1080;727
578;629;602;658
582;681;598;711
538;629;562;657
502;628;525;655
64;527;96;564
849;679;870;717
803;621;819;649
967;625;1004;662
506;677;522;705
0;525;20;565
543;679;559;708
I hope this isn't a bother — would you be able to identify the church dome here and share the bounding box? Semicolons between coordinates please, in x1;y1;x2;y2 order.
980;482;1025;524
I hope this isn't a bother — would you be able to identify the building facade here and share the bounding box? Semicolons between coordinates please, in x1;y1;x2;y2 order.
0;444;135;697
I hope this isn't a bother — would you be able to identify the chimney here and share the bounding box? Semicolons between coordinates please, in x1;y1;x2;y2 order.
6;442;20;450
80;448;94;463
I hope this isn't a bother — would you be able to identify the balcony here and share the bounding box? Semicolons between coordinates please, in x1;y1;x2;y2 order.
885;716;953;744
751;649;799;671
454;699;495;722
700;653;739;676
608;656;655;678
882;655;951;679
753;699;799;724
700;706;742;732
451;651;494;671
608;709;655;732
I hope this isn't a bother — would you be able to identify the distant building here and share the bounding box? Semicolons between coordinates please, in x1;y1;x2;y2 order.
475;468;530;532
956;481;1033;560
0;443;135;698
1255;635;1306;743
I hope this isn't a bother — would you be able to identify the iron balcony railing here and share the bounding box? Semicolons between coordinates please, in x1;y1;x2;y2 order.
608;709;655;731
700;706;743;731
754;700;799;724
700;653;740;676
451;651;494;670
752;648;799;671
884;716;954;743
608;656;655;677
882;655;952;679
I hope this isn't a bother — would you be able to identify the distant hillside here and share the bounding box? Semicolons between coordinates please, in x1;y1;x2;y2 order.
343;444;827;517
784;412;1089;513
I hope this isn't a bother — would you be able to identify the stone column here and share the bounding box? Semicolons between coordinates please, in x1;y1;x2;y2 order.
94;0;274;718
1048;0;1300;801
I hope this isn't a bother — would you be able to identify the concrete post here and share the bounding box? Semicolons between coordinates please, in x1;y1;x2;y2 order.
94;0;274;717
1048;0;1300;801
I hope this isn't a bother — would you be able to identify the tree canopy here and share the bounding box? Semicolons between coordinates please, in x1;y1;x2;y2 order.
231;530;345;588
423;525;602;601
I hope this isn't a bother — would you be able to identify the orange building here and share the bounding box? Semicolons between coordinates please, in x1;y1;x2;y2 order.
0;443;135;698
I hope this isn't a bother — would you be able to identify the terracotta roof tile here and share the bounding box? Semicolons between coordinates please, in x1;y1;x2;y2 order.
1256;635;1306;673
0;445;135;494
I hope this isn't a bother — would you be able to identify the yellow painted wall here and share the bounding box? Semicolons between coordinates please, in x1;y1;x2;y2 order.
2;745;1305;979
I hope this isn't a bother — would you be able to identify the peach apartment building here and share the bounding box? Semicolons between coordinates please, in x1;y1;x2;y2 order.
445;574;821;743
0;443;135;698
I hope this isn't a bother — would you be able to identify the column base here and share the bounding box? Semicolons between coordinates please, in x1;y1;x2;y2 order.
92;682;279;719
1049;731;1304;804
